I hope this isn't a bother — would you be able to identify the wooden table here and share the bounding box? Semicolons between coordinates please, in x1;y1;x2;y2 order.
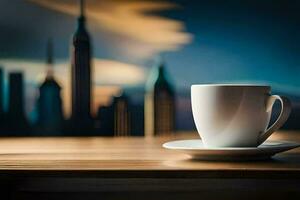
0;131;300;200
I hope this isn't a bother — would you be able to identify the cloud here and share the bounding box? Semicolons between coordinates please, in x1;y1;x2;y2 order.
0;58;146;85
29;0;193;59
93;59;146;85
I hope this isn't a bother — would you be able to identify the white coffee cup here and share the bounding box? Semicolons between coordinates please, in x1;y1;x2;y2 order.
191;84;291;147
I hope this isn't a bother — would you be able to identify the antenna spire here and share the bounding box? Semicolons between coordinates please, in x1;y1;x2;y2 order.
46;38;54;78
80;0;84;18
46;38;53;66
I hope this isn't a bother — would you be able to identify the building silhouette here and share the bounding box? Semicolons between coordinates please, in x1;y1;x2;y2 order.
95;105;114;136
71;0;91;120
130;103;144;136
0;67;5;134
7;72;30;135
145;60;176;136
35;39;64;135
0;68;3;114
69;0;93;134
112;94;131;136
8;72;25;119
95;93;131;136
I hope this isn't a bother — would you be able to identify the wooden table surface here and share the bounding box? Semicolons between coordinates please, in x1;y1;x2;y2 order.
0;131;299;199
0;131;299;176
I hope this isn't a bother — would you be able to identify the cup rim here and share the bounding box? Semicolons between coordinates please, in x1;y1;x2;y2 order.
191;84;270;88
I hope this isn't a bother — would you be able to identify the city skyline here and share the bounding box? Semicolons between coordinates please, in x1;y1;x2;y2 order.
0;0;178;136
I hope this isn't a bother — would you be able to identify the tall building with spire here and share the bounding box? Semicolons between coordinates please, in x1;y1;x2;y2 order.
145;59;176;136
35;39;64;135
71;0;92;122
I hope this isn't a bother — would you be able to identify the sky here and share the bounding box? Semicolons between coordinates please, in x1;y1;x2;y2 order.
175;0;300;90
0;0;299;119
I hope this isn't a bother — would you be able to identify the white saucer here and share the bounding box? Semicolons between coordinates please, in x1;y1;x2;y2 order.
163;139;300;161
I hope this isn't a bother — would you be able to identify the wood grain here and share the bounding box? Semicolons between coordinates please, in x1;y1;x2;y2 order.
0;131;299;199
0;131;299;178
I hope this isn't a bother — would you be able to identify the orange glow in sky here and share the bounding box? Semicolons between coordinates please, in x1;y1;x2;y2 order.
29;0;192;59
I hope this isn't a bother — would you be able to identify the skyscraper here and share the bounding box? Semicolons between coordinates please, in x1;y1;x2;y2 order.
35;39;64;135
8;73;25;118
95;105;114;136
95;94;131;137
0;67;5;134
130;104;145;136
145;60;176;136
71;0;92;121
7;72;30;135
0;67;4;114
112;94;131;136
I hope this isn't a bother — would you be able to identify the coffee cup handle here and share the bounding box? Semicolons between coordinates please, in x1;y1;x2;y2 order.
258;95;291;145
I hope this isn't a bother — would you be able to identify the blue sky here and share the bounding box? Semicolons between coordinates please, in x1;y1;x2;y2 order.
0;0;299;120
164;0;300;92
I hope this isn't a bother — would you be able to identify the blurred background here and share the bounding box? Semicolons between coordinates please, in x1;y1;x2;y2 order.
0;0;299;136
